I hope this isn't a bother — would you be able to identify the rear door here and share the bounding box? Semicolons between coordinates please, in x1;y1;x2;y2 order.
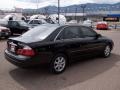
55;26;85;60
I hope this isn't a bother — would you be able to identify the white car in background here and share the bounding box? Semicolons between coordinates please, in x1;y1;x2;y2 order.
46;14;67;24
3;14;26;21
83;19;93;27
30;15;46;20
67;20;78;24
28;19;47;28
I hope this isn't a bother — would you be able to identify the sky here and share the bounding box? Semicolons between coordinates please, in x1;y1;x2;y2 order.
0;0;119;9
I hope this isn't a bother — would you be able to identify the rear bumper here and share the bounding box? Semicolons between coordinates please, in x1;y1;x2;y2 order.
4;49;46;67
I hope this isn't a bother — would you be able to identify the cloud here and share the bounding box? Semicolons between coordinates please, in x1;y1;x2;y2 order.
17;0;45;3
0;0;119;9
92;0;120;4
15;0;120;8
16;0;120;4
0;0;13;9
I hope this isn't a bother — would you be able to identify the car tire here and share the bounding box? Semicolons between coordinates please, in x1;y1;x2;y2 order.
102;45;111;58
49;54;67;74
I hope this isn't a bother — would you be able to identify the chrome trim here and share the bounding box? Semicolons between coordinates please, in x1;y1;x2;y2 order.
9;42;17;46
70;46;104;53
54;26;69;41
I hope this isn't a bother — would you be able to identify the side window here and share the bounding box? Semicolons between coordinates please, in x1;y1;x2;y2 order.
57;26;83;40
15;22;19;26
8;21;12;26
81;27;96;37
9;21;18;26
34;20;41;24
13;22;19;26
38;20;42;24
29;20;34;24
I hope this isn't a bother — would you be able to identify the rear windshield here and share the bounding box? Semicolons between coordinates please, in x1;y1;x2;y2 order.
22;24;59;40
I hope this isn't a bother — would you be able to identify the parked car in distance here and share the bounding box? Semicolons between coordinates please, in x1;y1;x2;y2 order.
24;19;30;23
46;14;67;24
67;20;78;24
2;20;30;35
96;21;109;30
28;19;47;28
0;26;11;38
5;24;114;74
83;19;93;28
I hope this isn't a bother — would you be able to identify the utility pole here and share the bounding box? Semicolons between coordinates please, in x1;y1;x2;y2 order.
36;0;39;14
65;8;67;17
75;7;77;20
58;0;60;24
44;7;49;16
81;5;86;21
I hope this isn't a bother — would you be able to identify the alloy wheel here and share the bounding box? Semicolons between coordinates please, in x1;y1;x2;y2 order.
54;56;66;72
104;45;111;57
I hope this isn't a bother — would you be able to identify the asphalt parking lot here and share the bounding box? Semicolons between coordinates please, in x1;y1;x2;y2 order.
0;29;120;90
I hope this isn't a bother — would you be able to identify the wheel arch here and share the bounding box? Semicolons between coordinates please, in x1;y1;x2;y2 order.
51;51;70;64
106;41;114;50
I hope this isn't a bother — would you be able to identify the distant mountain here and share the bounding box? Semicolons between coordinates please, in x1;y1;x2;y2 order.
23;2;120;14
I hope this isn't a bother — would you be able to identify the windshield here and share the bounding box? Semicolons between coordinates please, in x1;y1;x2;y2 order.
45;18;55;24
18;21;28;26
22;24;59;40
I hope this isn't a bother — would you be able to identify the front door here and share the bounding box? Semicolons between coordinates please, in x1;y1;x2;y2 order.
80;26;105;55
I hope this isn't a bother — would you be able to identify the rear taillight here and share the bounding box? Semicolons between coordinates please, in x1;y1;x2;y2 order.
17;46;35;56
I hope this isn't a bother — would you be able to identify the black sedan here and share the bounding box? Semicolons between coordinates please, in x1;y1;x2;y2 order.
2;20;30;35
5;24;114;74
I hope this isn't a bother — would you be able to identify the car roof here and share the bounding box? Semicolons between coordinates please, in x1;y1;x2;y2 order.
33;24;61;28
37;23;85;27
64;23;90;27
8;20;25;22
30;19;45;20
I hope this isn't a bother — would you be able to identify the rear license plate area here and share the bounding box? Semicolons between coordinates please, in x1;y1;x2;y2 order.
8;42;17;53
10;45;16;52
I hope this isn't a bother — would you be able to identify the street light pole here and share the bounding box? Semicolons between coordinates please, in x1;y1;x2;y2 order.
65;8;67;17
36;0;39;14
44;7;49;16
58;0;60;24
75;7;77;20
81;5;86;21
